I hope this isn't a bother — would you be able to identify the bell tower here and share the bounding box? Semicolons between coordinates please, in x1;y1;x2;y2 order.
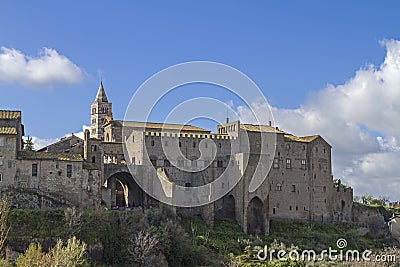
90;82;113;140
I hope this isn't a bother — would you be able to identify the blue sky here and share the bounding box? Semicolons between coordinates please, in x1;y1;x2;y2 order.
1;1;400;199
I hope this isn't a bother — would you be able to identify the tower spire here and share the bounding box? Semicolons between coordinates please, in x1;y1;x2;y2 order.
95;81;108;102
90;82;113;140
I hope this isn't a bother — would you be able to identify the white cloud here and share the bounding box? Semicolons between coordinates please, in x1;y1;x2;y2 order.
236;39;400;200
0;47;84;86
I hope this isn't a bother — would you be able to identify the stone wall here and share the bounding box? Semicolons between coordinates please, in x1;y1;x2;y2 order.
15;158;102;208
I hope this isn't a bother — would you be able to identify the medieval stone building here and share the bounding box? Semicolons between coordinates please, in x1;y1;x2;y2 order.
0;83;354;235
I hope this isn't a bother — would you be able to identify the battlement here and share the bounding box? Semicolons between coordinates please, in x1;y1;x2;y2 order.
144;131;236;140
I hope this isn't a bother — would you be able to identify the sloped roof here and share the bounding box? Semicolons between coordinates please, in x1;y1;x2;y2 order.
37;134;83;152
94;82;108;102
240;124;286;134
0;126;17;135
284;134;320;143
18;151;83;161
0;110;21;120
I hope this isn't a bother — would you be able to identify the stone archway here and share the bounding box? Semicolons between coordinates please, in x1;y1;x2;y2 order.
215;194;236;221
247;197;266;235
106;171;144;208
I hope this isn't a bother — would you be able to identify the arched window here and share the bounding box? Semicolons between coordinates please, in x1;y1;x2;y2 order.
92;156;96;163
276;183;282;191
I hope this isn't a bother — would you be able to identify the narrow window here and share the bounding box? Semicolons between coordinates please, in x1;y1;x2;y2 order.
92;156;96;163
273;208;276;214
217;160;223;167
276;183;282;191
193;142;196;148
291;184;296;192
32;163;38;177
273;158;279;169
323;186;326;192
132;157;135;165
301;159;306;170
151;140;155;146
67;164;72;178
286;158;291;169
296;206;298;211
0;173;2;182
219;143;222;148
179;142;182;147
132;136;135;143
289;206;292;211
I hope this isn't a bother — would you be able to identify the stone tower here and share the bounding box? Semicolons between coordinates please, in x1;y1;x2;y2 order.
90;82;113;140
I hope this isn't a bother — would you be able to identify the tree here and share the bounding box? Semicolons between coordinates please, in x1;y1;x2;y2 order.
127;230;162;267
64;206;82;238
0;197;10;256
24;136;35;151
15;237;88;267
361;193;373;205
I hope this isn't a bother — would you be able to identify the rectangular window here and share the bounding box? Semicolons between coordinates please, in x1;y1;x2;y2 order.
0;137;4;146
32;163;38;177
301;159;306;170
0;173;2;182
273;158;279;169
132;157;136;165
286;158;291;169
0;156;3;166
291;184;296;192
67;164;72;178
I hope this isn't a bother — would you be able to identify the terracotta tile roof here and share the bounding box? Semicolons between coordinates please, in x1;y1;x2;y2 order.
120;121;211;133
18;151;83;161
0;126;17;135
284;134;320;143
240;124;286;134
0;110;21;120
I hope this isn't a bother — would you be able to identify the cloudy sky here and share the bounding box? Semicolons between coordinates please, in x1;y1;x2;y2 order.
1;1;399;200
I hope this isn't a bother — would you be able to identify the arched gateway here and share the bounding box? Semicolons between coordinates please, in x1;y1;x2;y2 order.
104;172;144;208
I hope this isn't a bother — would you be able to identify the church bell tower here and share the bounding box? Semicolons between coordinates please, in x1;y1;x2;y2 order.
90;82;113;140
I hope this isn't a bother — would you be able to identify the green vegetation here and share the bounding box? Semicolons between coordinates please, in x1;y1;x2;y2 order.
2;204;399;266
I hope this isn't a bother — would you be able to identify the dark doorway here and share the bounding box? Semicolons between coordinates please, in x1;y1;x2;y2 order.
247;197;266;235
